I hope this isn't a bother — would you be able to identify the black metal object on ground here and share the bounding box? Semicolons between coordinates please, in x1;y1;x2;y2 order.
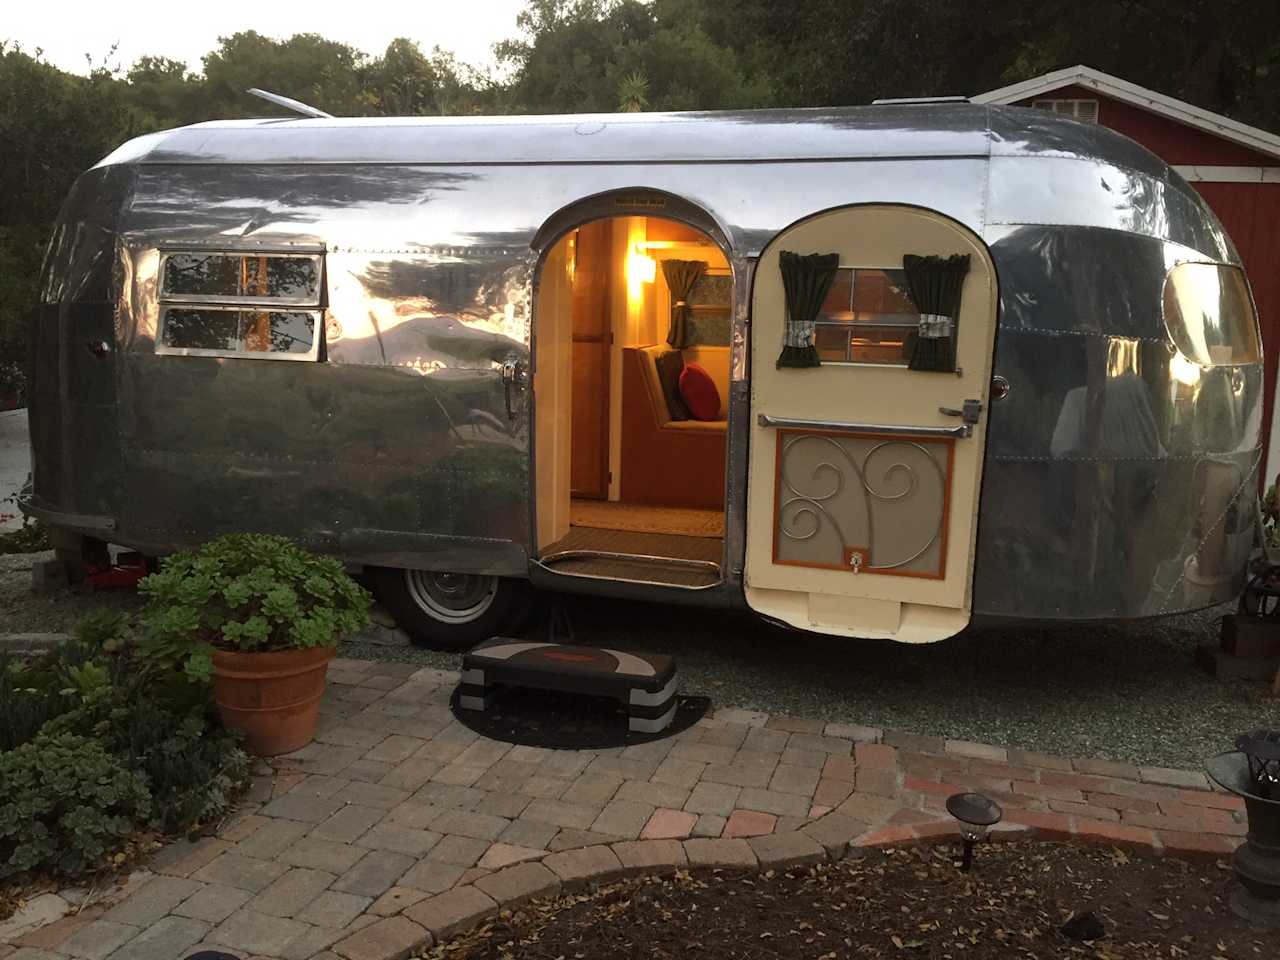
1206;746;1280;927
459;639;681;733
450;684;709;749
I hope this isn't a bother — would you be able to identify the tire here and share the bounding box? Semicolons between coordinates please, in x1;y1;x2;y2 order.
367;567;536;651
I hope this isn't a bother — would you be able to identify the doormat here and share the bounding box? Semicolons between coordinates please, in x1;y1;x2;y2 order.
450;685;710;750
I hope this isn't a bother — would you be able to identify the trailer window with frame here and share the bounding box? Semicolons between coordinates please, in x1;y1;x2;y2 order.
814;267;920;365
1162;262;1259;367
156;251;324;360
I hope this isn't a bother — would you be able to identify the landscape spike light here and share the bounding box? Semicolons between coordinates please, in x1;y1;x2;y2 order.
946;791;1003;871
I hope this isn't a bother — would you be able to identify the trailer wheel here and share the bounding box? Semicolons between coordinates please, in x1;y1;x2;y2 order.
368;568;536;651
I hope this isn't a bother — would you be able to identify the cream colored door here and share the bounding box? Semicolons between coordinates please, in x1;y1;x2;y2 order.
745;205;998;642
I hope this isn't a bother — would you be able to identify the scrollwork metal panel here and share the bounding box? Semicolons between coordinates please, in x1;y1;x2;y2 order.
773;429;954;578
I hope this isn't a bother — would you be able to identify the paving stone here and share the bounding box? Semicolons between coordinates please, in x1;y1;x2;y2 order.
173;884;253;923
398;859;467;895
691;814;726;838
429;810;510;842
779;747;827;769
11;912;94;952
62;920;139;960
813;778;856;808
1140;766;1211;790
540;751;594;779
500;819;559;850
296;891;372;928
368;886;429;917
546;829;624;852
279;837;369;874
684;781;741;817
646;757;703;790
701;763;772;789
414;783;485;809
103;876;203;925
299;746;367;777
380;758;444;792
513;775;567;799
356;824;442;857
221;813;270;843
640;808;698;840
670;742;738;765
278;924;347;960
288;775;353;800
945;739;1008;762
613;838;688;877
263;793;348;824
105;916;208;960
788;733;853;756
768;763;821;797
454;740;512;768
234;818;311;860
405;886;498;942
314;806;386;843
736;788;811;818
256;867;337;918
723;809;777;838
521;798;602;830
335;782;412;810
590;800;654;839
682;838;757;870
193;853;289;892
149;836;233;877
824;722;882;742
424;834;490;867
474;862;560;908
1074;757;1141;780
559;773;623;806
345;759;399;783
802;812;867;857
206;908;313;956
586;755;661;781
472;767;533;796
432;763;486;787
476;843;544;870
713;708;769;727
748;831;827;869
331;850;418;899
333;915;428;960
542;846;624;888
882;730;945;754
316;726;387;749
384;800;448;832
474;792;532;819
742;727;790;753
615;780;691;809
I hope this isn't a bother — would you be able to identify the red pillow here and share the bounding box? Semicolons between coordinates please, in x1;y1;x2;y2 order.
678;362;721;421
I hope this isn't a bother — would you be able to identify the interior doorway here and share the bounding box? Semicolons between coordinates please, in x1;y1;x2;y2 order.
533;214;732;588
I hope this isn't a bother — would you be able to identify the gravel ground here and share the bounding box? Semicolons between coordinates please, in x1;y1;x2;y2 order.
2;554;1276;769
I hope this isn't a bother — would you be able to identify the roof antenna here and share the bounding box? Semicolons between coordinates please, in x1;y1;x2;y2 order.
246;88;333;119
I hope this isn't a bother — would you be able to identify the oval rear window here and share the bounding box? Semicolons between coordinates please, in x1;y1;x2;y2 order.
1162;262;1259;366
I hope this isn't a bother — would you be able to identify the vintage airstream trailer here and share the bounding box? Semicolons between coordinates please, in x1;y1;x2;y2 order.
25;104;1264;649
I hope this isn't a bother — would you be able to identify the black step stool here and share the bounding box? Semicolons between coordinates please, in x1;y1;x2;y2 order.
459;639;678;733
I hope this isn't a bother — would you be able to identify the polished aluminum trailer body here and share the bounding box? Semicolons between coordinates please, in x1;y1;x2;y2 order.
27;105;1262;622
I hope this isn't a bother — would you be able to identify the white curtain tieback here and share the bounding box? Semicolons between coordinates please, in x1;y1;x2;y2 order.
918;313;954;339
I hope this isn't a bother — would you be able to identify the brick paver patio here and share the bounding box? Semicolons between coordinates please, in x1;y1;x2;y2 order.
1;657;1248;960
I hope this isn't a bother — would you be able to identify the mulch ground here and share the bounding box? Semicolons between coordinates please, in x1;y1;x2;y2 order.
427;841;1274;960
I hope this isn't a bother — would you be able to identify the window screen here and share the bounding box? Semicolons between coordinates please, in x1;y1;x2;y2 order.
813;267;919;365
156;251;323;360
1162;262;1259;367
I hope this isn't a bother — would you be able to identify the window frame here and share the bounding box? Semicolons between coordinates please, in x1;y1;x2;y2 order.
813;265;920;368
155;248;325;362
1160;260;1261;368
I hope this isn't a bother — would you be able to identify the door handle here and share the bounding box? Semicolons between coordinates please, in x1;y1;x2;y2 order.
938;398;983;437
501;355;527;421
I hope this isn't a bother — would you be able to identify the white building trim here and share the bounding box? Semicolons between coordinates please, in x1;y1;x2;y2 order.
1173;165;1280;184
975;65;1280;162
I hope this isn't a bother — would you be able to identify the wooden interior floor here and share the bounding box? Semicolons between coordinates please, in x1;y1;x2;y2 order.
539;525;723;588
569;499;725;538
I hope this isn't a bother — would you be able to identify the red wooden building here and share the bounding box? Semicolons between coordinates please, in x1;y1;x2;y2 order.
975;66;1280;480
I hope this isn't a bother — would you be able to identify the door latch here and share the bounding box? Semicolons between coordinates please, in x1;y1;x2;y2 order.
939;398;983;437
501;355;528;421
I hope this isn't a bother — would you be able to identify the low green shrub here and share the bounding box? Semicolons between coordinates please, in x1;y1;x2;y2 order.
0;518;50;554
138;532;371;680
0;732;150;879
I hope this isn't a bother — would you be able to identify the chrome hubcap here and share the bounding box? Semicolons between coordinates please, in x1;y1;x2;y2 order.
405;570;498;624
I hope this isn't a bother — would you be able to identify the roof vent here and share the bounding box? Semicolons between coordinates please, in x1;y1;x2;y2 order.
871;96;971;105
1031;98;1099;123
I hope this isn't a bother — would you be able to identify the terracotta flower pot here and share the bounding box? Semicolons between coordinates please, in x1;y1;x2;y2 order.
211;646;336;756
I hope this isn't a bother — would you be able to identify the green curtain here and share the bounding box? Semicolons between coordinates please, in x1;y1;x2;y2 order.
902;254;970;372
662;259;707;349
777;251;839;368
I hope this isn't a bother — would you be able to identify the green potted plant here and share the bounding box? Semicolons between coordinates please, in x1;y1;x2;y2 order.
138;533;371;755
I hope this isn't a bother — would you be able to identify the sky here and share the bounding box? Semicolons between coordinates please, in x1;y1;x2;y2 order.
3;0;530;75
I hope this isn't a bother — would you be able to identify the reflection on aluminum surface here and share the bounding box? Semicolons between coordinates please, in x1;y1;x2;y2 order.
27;104;1264;621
